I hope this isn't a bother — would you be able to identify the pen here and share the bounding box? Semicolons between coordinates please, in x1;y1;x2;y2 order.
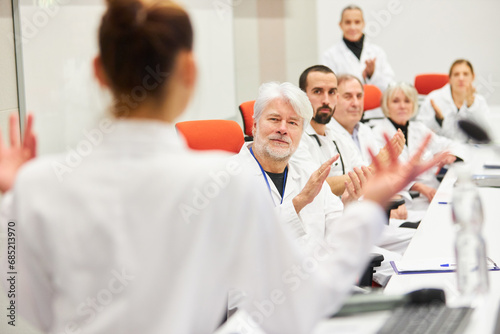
440;263;456;267
438;202;451;205
487;257;498;268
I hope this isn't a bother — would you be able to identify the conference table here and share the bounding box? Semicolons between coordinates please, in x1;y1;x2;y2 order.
313;144;500;334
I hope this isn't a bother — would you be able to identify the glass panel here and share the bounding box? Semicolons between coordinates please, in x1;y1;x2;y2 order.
0;0;20;139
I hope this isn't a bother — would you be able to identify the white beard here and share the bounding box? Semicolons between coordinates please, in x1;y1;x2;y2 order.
253;140;292;162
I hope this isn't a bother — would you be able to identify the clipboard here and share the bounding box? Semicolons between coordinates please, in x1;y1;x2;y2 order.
390;257;500;275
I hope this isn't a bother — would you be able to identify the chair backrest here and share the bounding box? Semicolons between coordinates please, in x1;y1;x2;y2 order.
175;119;244;154
363;84;383;111
414;73;449;95
239;100;255;138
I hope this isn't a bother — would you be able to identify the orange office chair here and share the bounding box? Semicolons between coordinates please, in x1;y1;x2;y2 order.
175;119;244;154
238;100;255;141
414;74;449;95
361;84;384;126
363;84;383;111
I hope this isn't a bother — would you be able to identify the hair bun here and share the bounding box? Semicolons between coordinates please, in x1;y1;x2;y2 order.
104;0;147;30
98;0;193;108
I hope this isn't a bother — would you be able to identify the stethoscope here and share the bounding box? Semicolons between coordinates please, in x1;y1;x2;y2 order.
309;134;345;175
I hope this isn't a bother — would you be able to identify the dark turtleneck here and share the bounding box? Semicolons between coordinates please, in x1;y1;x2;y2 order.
343;34;365;60
266;170;287;198
388;118;409;147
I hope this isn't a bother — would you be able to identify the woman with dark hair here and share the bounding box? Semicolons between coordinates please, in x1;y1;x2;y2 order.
1;2;311;333
417;59;490;142
0;1;444;333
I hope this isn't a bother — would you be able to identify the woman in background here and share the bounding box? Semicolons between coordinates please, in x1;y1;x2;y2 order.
417;59;489;142
372;82;463;201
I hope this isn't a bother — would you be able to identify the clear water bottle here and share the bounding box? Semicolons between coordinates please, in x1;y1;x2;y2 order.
451;165;489;305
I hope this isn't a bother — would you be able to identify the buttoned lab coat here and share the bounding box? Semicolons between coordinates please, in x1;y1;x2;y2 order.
417;83;490;142
322;40;395;92
1;120;386;334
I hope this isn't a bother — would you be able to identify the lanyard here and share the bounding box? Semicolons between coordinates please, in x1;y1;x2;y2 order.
249;147;287;205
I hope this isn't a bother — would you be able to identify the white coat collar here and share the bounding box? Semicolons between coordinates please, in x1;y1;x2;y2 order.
329;118;360;139
103;119;184;150
306;122;339;142
441;83;453;101
239;142;301;182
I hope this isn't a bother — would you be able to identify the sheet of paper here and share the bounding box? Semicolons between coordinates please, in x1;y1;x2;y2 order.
391;258;499;274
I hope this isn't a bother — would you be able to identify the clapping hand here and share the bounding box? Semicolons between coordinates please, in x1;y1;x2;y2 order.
293;155;339;214
375;129;405;166
342;166;372;205
430;99;444;121
363;133;445;208
362;58;376;80
466;84;476;108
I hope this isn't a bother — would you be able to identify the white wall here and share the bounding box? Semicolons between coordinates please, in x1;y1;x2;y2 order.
19;2;106;155
316;0;500;105
18;0;236;155
177;0;237;122
233;0;317;104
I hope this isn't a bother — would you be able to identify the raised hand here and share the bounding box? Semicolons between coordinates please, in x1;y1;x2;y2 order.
375;129;405;166
293;155;339;214
465;84;476;107
430;99;444;121
0;113;37;193
363;133;445;208
362;58;376;80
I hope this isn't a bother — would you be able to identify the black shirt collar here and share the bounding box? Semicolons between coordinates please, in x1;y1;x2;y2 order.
266;169;288;198
343;34;364;60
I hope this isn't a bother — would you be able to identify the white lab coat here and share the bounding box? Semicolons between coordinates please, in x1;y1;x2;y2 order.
235;143;408;286
416;83;490;142
328;118;413;201
321;39;395;92
1;119;386;334
233;143;344;248
371;118;467;187
327;118;381;165
290;123;414;262
292;123;366;178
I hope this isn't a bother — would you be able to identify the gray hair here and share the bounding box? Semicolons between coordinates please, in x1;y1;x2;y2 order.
337;74;364;92
340;5;363;22
253;82;313;134
381;82;419;118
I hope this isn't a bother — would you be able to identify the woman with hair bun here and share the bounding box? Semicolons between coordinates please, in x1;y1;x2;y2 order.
417;59;490;142
0;1;444;333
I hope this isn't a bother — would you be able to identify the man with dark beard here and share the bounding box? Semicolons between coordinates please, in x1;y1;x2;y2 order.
293;65;404;197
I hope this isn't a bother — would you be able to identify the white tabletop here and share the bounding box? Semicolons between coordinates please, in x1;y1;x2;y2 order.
314;144;500;334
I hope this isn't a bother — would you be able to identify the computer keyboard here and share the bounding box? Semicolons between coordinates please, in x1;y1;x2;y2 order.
377;301;473;334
